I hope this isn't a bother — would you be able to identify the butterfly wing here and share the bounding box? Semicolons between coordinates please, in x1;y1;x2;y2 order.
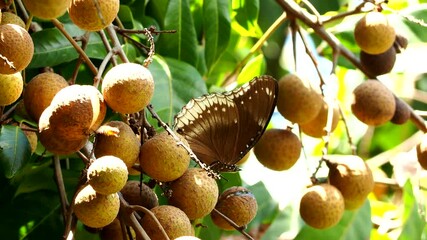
174;94;240;166
224;75;278;165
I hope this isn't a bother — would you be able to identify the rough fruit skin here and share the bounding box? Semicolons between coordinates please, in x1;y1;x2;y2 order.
391;97;411;125
360;46;396;77
39;85;106;141
0;72;23;106
300;101;340;138
299;184;344;229
22;128;38;153
416;134;427;170
168;168;219;220
94;121;141;170
254;128;301;171
351;80;396;126
24;72;69;121
354;12;396;54
73;185;120;228
140;205;194;239
276;74;322;124
120;180;159;209
0;24;34;74
102;63;154;114
87;156;128;195
100;218;126;240
1;12;25;28
140;131;190;182
327;155;374;210
23;0;70;19
211;186;258;230
69;0;120;32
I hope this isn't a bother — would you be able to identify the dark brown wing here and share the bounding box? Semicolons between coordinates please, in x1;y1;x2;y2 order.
173;75;278;170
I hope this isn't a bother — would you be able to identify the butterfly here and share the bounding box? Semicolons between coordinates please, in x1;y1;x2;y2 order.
173;75;278;173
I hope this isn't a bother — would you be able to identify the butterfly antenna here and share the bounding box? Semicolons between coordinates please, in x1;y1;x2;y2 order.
145;104;221;179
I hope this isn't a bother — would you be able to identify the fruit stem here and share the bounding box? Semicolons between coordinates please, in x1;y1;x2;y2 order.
211;208;254;240
53;155;69;223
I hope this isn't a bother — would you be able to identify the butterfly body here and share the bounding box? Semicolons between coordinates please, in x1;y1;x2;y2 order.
174;76;278;173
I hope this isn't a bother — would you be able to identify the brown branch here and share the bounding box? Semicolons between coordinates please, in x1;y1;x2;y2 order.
53;155;69;223
211;208;254;240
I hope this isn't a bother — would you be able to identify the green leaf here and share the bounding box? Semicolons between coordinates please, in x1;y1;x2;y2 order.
0;125;31;179
398;180;426;239
148;56;207;126
237;54;266;84
203;0;231;70
156;0;199;66
232;0;262;38
295;200;372;240
29;24;107;68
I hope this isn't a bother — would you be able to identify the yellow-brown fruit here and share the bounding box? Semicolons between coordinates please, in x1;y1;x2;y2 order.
0;24;34;74
120;180;159;209
360;46;396;77
23;0;70;20
102;63;154;114
300;101;340;138
211;186;258;230
87;155;128;195
351;80;395;126
140;131;190;182
22;128;38;153
94;121;140;170
39;85;106;141
391;97;411;125
168;168;219;220
73;184;120;228
0;0;13;9
416;134;427;170
354;12;396;54
68;0;119;32
327;155;374;210
38;117;88;155
100;218;126;240
276;74;322;124
236;151;251;166
299;184;345;229
1;12;25;28
24;72;69;121
254;128;301;171
140;205;194;239
0;72;22;106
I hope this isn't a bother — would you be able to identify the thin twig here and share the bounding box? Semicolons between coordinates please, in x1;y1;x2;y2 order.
118;195;153;240
106;24;129;63
98;29;118;66
53;155;69;223
212;208;254;240
70;32;91;85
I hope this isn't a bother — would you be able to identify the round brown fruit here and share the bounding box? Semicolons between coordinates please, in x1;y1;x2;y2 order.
24;72;69;121
140;205;194;239
254;128;301;171
100;218;127;240
22;127;38;153
23;0;70;20
327;155;374;210
87;155;128;195
102;63;154;114
120;180;159;209
211;186;258;230
73;184;120;228
69;0;119;32
140;131;190;182
39;84;106;141
360;46;396;77
0;24;33;74
351;80;395;126
299;184;344;229
354;12;396;54
1;12;25;28
168;168;219;220
416;134;427;170
276;74;322;124
299;100;340;138
94;121;141;171
0;72;23;106
391;97;411;125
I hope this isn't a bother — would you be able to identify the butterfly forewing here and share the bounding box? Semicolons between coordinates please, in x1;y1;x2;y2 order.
174;75;278;171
